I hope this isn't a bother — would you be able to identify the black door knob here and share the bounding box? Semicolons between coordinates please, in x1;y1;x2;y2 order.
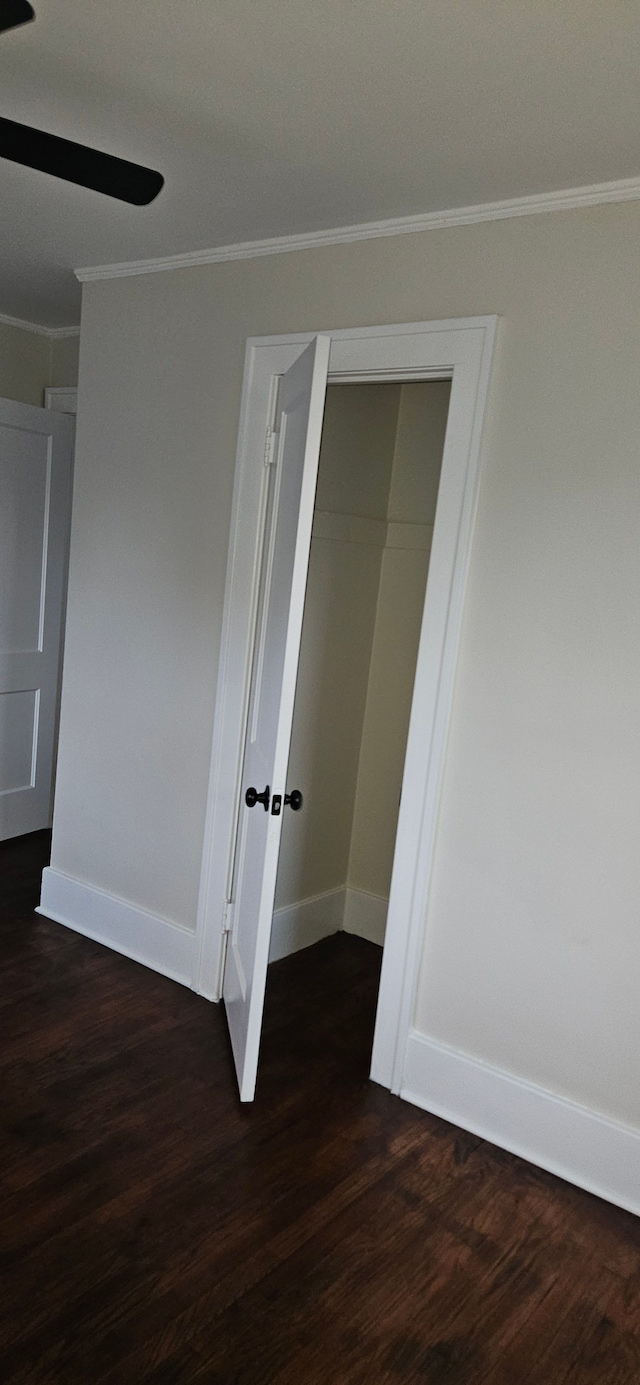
245;785;270;811
284;789;303;811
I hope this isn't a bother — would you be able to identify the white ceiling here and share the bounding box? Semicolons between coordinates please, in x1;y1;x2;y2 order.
1;0;639;327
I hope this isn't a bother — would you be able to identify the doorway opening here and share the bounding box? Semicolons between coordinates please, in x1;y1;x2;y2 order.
198;317;496;1104
272;379;450;955
0;393;75;847
263;378;450;1076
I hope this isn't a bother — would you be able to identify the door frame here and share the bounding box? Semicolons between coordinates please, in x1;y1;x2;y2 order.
195;316;497;1096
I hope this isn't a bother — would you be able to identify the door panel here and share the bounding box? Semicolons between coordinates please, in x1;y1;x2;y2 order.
223;336;330;1101
0;399;74;840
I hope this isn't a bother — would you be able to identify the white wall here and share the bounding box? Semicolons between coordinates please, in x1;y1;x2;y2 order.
0;320;80;407
49;335;80;389
0;320;51;405
49;199;640;1138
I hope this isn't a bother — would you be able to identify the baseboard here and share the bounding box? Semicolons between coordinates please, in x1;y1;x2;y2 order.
38;869;381;988
402;1030;640;1218
269;886;344;962
343;887;387;945
38;867;197;989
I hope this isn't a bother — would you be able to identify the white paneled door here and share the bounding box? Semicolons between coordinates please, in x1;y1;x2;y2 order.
223;336;330;1101
0;398;74;840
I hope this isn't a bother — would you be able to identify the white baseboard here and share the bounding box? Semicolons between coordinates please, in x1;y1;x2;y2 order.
37;868;384;989
343;887;387;945
38;866;197;989
269;886;344;962
402;1030;640;1218
270;884;387;960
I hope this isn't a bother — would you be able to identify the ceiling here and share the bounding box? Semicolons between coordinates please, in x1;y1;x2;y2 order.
1;0;639;328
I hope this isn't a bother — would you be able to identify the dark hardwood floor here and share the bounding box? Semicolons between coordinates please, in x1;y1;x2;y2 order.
2;832;640;1383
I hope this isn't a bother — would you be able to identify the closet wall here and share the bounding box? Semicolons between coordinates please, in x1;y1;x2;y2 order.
0;320;80;405
272;383;399;956
346;380;451;938
272;379;450;960
0;319;51;405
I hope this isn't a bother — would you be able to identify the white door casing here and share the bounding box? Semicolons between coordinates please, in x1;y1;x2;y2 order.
222;336;331;1101
196;317;497;1103
0;398;74;840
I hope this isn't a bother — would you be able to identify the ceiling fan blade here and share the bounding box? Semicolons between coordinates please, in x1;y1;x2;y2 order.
0;0;34;34
0;116;164;204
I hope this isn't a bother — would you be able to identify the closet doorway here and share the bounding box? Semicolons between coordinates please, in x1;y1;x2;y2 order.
270;377;450;979
197;319;496;1103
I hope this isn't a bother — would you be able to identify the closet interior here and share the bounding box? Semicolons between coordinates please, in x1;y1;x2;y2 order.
270;377;451;964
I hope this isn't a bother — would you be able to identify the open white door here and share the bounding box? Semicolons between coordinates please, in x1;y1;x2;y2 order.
0;398;74;840
223;335;330;1101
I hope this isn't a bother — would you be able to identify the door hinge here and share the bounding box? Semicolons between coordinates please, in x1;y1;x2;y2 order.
222;900;234;934
264;427;278;467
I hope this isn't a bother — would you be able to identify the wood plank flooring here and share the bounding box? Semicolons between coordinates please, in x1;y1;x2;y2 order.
3;831;640;1382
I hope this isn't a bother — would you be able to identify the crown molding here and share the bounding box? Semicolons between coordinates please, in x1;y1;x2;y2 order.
75;173;640;285
47;325;81;340
0;311;80;340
